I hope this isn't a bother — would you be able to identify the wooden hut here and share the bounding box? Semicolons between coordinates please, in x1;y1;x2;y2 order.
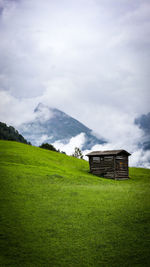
86;150;131;180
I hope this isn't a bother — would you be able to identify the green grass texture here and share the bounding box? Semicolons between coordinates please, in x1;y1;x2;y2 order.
0;140;150;267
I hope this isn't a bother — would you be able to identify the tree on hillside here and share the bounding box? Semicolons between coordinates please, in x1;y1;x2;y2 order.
39;143;57;152
0;122;30;144
72;147;83;159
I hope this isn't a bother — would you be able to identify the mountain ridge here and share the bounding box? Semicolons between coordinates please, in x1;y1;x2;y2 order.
19;103;106;150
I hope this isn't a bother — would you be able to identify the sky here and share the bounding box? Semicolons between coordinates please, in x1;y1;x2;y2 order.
0;0;150;166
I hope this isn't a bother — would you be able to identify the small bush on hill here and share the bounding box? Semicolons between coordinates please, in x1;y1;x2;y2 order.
61;151;66;154
39;143;58;152
72;147;83;159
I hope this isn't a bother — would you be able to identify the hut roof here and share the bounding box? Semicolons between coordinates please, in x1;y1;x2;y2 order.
86;150;131;157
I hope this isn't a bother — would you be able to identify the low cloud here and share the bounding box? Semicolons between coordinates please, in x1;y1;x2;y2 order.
53;133;86;155
34;103;54;122
0;90;39;126
35;134;53;147
130;150;150;169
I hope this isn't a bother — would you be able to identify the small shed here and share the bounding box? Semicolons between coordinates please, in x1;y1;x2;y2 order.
86;150;131;180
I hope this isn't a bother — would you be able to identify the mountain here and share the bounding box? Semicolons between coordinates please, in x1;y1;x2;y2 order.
19;103;106;149
0;121;30;144
135;112;150;150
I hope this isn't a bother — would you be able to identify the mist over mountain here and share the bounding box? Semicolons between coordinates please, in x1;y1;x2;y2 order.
19;103;106;150
135;112;150;151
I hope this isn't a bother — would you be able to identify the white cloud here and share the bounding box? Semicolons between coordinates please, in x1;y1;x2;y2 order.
35;103;54;122
130;149;150;169
0;0;149;111
52;133;86;155
35;134;53;147
0;90;39;126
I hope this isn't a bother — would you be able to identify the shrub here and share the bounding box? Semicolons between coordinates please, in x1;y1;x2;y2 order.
72;147;83;159
39;143;57;152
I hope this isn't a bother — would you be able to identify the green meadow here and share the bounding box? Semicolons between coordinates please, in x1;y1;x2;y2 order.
0;140;150;266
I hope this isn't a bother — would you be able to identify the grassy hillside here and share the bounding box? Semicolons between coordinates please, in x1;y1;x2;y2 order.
0;141;150;267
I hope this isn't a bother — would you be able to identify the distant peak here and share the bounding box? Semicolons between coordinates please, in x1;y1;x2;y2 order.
34;103;49;113
34;103;69;118
34;103;53;121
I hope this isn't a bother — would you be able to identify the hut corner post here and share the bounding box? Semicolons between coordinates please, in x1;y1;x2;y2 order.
89;156;92;173
114;155;116;180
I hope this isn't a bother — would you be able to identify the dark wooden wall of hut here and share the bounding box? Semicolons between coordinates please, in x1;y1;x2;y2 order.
89;155;115;179
89;154;129;179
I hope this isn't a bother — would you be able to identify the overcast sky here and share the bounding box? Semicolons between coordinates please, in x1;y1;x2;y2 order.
0;0;150;165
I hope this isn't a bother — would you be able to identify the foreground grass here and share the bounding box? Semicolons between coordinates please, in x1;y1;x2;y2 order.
0;140;150;266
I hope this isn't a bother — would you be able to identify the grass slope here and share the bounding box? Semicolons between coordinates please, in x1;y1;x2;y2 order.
0;140;150;267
